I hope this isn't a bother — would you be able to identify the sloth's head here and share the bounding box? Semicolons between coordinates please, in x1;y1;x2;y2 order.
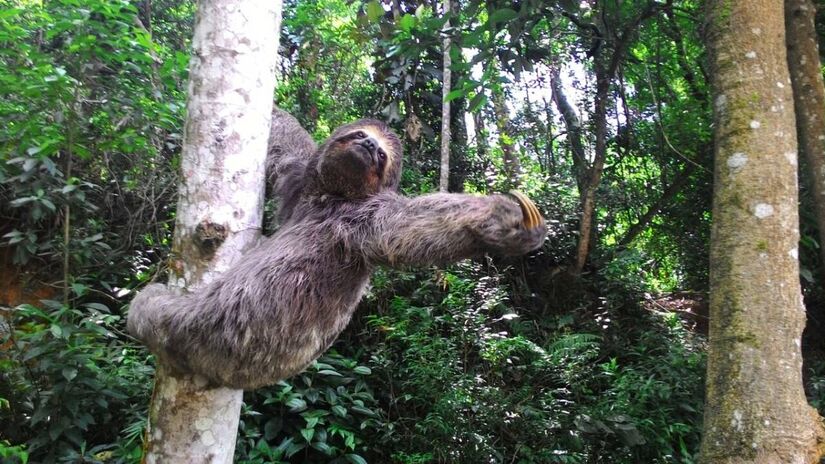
315;119;402;198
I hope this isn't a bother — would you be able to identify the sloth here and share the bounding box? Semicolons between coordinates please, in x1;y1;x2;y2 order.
265;108;317;224
127;114;547;390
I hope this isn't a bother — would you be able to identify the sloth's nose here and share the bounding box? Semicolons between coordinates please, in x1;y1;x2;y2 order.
360;137;378;155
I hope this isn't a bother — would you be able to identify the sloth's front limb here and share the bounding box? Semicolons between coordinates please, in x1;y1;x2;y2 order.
364;191;547;267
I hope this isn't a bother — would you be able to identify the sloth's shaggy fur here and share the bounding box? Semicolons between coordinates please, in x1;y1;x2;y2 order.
127;114;547;390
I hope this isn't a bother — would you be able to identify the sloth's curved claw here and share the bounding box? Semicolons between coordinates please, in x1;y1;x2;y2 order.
508;190;543;229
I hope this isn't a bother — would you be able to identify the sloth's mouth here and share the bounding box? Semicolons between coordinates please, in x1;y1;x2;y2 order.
351;144;375;165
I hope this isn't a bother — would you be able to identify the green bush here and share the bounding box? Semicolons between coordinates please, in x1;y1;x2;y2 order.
1;301;151;463
236;353;382;464
352;264;706;463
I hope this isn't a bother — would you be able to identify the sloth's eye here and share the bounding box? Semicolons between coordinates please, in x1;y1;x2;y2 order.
377;149;387;161
354;131;367;139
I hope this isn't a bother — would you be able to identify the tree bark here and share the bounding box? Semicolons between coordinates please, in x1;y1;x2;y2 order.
550;68;586;191
786;0;825;272
570;66;609;275
699;0;824;462
439;0;451;193
140;0;282;461
492;83;521;189
564;2;658;276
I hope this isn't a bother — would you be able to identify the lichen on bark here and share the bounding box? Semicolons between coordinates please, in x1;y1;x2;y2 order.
699;0;824;462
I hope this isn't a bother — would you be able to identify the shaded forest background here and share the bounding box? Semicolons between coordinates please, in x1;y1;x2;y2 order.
1;0;824;462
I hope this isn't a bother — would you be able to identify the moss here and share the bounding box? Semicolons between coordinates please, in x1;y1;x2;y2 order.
733;331;761;347
727;190;744;209
710;0;734;38
755;240;768;252
718;0;733;24
726;96;757;136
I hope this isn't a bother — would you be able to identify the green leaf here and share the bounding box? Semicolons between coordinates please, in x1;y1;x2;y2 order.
50;324;63;338
488;8;518;24
85;233;104;242
398;14;416;32
83;302;110;313
345;453;368;464
305;415;320;428
366;1;383;22
352;366;371;375
9;197;32;208
72;283;88;297
62;367;78;381
284;441;305;458
300;427;315;442
325;388;338;404
332;405;347;417
469;93;488;112
351;406;378;417
286;397;307;412
305;389;320;403
444;88;465;102
318;369;343;376
301;409;327;420
5;231;24;245
311;441;334;456
801;267;815;283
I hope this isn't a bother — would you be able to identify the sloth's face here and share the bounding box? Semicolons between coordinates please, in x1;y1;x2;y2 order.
318;122;401;198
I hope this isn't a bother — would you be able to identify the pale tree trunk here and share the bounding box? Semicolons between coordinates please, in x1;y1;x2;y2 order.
786;0;825;271
699;0;824;462
141;0;282;461
550;67;586;192
439;0;451;193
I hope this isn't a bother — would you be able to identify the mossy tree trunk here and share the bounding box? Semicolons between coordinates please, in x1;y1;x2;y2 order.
699;0;824;462
139;0;282;461
786;0;825;274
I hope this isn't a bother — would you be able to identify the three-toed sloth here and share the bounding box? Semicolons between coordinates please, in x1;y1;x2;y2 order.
127;110;547;390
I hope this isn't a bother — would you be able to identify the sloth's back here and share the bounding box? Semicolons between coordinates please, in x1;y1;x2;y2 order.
175;205;372;389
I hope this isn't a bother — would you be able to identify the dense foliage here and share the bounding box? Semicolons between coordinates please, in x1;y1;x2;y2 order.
1;0;823;463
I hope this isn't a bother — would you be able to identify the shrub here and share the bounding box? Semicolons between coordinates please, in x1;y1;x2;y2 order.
236;352;382;464
1;301;151;462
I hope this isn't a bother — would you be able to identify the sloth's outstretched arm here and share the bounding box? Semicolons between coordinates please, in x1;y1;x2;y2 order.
363;191;547;267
